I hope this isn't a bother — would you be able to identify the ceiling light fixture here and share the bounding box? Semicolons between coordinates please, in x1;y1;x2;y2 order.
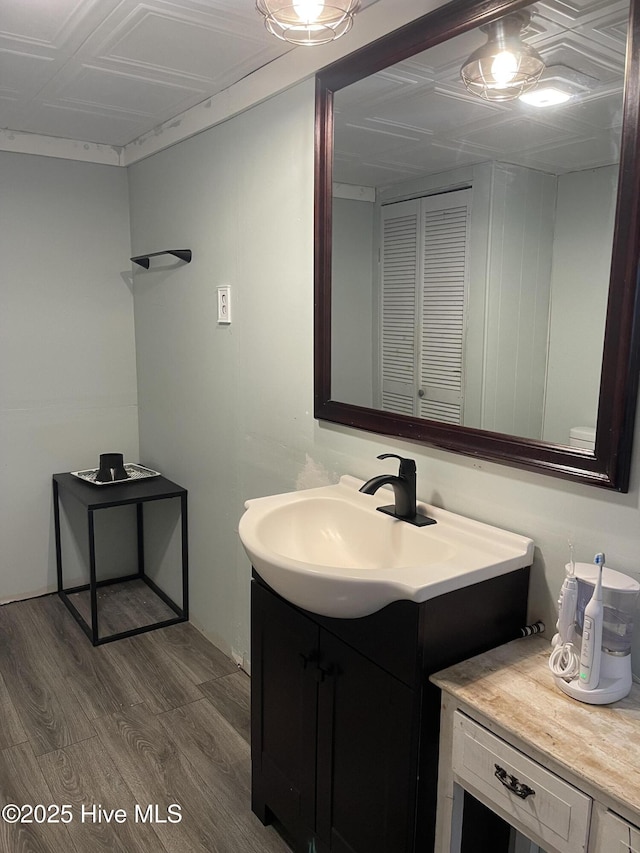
520;86;571;107
519;65;597;108
461;11;545;101
256;0;360;46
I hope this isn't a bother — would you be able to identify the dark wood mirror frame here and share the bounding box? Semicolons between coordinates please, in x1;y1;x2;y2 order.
314;0;640;491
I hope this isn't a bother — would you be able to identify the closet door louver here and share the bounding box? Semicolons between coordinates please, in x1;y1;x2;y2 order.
380;200;419;415
380;190;470;422
418;192;470;425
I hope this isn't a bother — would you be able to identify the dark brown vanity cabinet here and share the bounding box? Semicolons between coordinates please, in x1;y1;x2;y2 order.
250;567;530;853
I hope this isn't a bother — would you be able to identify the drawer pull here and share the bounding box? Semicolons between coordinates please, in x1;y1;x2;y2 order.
494;764;535;800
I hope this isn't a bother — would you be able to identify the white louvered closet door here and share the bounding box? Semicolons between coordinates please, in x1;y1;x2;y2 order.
380;200;420;415
380;189;471;422
419;189;470;425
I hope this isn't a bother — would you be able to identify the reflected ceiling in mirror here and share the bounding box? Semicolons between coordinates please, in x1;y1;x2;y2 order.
315;0;640;490
332;8;624;185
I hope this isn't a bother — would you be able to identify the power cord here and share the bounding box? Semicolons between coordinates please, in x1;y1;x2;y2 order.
549;637;581;679
549;557;580;680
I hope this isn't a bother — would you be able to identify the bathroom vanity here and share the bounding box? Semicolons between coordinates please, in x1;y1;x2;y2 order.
431;637;640;853
240;475;535;853
250;568;530;853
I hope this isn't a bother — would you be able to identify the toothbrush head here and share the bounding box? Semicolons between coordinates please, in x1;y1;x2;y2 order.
594;552;605;568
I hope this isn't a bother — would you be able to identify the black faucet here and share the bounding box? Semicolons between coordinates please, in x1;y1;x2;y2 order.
359;454;436;527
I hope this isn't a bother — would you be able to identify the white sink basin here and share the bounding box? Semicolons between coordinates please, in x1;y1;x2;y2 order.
239;475;534;618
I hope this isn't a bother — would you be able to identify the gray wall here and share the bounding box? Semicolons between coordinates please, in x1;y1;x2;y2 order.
543;165;617;445
332;196;375;407
0;152;139;602
128;84;317;660
480;162;556;440
128;80;640;673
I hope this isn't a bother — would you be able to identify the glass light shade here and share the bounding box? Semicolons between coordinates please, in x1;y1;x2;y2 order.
256;0;360;46
461;11;545;101
519;86;572;107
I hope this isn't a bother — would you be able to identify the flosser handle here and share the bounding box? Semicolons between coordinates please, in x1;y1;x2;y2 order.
579;554;605;689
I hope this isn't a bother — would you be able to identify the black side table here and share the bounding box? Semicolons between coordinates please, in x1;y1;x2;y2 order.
53;472;188;645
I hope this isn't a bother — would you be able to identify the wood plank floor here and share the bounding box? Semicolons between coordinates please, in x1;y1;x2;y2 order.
67;579;178;639
0;595;291;853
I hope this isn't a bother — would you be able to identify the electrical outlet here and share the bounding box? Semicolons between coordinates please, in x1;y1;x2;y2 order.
217;286;231;324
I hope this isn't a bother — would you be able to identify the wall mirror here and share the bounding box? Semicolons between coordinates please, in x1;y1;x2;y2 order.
315;0;640;490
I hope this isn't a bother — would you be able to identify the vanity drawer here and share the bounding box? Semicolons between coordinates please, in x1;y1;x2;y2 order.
452;711;591;853
597;811;640;852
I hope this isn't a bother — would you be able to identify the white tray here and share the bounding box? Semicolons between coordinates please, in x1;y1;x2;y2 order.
71;463;161;486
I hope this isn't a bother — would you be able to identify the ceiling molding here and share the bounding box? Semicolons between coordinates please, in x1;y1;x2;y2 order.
0;127;122;165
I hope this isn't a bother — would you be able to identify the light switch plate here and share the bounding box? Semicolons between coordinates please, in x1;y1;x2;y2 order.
217;286;231;324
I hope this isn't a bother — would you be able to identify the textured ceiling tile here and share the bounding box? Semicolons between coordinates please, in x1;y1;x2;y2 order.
0;0;88;44
13;100;149;145
53;63;204;115
449;115;580;155
104;9;283;82
0;49;56;97
0;0;122;51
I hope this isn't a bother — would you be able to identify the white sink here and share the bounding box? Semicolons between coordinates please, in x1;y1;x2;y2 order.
239;475;534;618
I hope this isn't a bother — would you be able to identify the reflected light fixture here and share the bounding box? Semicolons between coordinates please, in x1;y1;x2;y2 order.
256;0;360;46
461;11;545;101
519;85;571;107
519;66;597;107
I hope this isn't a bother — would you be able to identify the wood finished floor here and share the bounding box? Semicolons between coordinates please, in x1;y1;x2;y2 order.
67;578;178;639
0;594;291;853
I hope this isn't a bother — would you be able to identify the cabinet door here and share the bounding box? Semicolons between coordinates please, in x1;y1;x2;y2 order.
316;631;417;853
251;581;319;835
594;810;640;852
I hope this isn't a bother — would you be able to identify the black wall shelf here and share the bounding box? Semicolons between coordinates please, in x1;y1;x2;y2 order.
131;249;192;269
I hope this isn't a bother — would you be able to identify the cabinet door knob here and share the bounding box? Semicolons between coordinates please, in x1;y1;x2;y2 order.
299;652;317;670
314;664;334;683
494;764;535;800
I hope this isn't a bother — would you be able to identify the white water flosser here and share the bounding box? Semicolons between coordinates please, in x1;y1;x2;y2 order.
579;552;605;689
556;542;578;646
549;542;580;679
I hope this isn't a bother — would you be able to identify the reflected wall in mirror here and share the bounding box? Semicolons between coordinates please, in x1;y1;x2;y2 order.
315;0;640;490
